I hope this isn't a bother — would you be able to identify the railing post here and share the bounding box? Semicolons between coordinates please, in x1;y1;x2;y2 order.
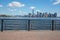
28;19;30;31
52;20;54;31
1;19;3;32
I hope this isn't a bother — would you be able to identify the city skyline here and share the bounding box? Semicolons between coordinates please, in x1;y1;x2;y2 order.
0;0;60;16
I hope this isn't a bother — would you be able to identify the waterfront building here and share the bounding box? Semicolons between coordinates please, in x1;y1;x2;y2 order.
44;12;48;17
28;13;32;17
54;12;57;17
36;11;40;17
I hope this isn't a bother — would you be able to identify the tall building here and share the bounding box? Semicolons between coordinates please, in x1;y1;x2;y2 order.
32;9;35;17
40;13;42;17
48;13;54;17
44;12;48;17
28;13;32;17
48;13;52;17
36;11;43;17
54;12;57;17
42;13;44;17
36;11;40;17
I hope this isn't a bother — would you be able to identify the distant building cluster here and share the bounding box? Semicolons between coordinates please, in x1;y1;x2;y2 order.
28;12;57;17
27;9;57;17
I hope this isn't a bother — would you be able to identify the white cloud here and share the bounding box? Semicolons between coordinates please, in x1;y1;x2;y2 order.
0;4;3;7
53;0;60;5
30;6;35;9
8;1;25;7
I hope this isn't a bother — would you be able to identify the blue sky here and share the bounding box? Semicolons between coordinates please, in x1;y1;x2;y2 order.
0;0;60;16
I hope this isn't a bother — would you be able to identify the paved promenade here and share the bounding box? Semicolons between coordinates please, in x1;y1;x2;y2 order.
0;30;60;40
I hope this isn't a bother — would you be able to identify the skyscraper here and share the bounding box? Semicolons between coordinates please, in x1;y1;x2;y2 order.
37;11;40;17
54;12;57;17
28;13;32;17
32;9;34;15
30;6;35;17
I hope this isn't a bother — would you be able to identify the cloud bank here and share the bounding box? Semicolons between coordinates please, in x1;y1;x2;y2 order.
53;0;60;5
0;4;3;7
8;1;25;7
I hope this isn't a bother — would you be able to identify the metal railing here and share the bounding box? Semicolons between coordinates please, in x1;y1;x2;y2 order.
0;18;60;32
